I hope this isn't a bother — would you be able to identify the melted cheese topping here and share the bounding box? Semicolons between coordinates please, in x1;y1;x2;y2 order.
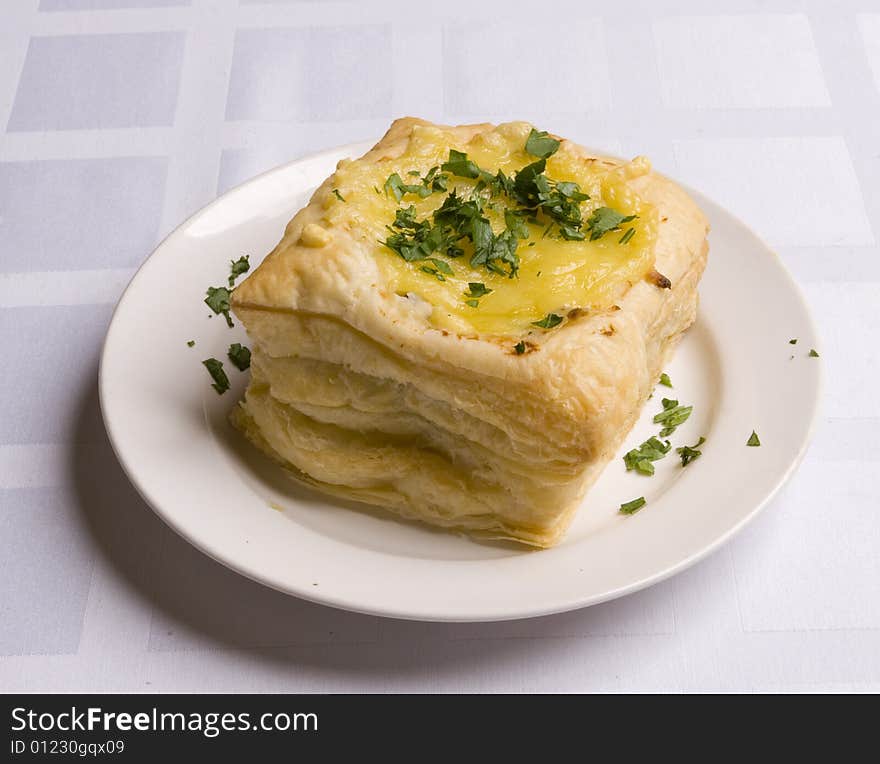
323;121;657;335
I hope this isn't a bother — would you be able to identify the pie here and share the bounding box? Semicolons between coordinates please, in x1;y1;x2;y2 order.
230;118;709;548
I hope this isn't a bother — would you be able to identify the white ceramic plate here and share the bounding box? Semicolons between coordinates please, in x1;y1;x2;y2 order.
100;141;822;622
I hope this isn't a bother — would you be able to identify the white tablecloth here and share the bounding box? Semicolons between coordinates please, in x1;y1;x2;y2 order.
1;0;878;693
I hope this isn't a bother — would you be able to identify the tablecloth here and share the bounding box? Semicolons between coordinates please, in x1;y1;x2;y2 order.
1;0;878;693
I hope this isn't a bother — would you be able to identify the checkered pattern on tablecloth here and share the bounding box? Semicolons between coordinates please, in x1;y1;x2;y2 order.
1;0;877;692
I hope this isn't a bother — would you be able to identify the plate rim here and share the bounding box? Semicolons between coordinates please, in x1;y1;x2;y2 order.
99;140;824;622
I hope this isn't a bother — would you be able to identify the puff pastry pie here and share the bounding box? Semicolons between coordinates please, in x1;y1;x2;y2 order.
230;118;709;548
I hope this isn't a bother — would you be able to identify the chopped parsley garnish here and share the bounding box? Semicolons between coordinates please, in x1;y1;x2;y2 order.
619;497;646;515
659;372;672;387
228;255;250;288
380;128;638;294
202;358;229;394
384;172;432;201
331;188;346;202
440;149;482;179
383;204;460;264
532;313;563;329
471;220;520;275
677;436;705;467
186;340;195;347
383;191;520;278
388;165;450;197
511;157;591;240
441;140;597;241
586;207;637;241
652;397;692;437
514;341;526;355
789;338;798;345
205;286;233;327
421;264;447;281
421;165;449;192
227;342;251;371
504;208;530;240
619;227;636;245
747;430;761;447
465;282;492;299
524;128;561;159
809;348;819;357
465;299;479;308
429;257;454;275
623;436;672;475
416;257;453;282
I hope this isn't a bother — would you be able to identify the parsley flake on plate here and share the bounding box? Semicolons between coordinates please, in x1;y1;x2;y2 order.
659;372;672;387
809;348;819;357
623;436;672;475
677;436;706;467
747;430;761;447
228;255;250;288
186;340;195;348
227;343;251;371
202;358;229;394
653;397;693;437
205;286;234;327
619;497;646;515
